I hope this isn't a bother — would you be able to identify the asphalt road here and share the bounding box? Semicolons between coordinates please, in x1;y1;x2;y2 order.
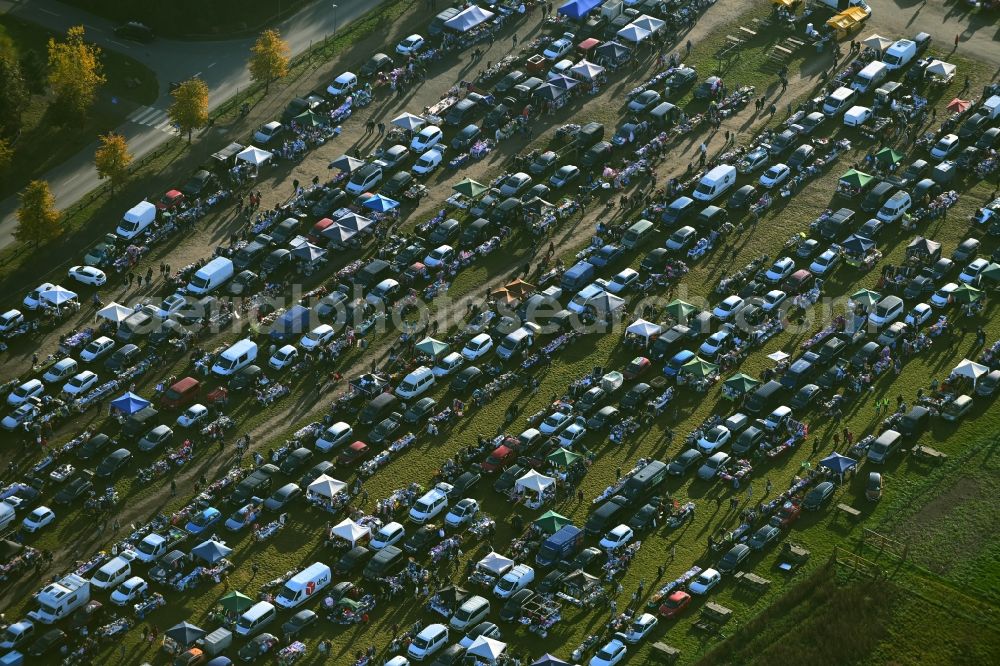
0;0;382;249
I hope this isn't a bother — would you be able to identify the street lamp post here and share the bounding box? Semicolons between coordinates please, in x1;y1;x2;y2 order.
332;4;339;35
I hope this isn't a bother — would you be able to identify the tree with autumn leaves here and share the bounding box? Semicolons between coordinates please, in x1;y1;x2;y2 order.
168;78;209;143
47;26;106;121
94;132;133;193
15;180;61;248
248;29;290;92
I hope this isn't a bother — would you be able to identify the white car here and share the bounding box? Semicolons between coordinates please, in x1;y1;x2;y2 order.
598;524;634;551
759;163;791;189
300;324;335;350
606;268;639;294
316;422;352;451
930;133;960;160
931;282;958;308
424;245;454;269
80;336;115;362
558;422;587;447
22;506;55;533
762;289;787;312
371;521;406;550
539;411;570;435
68;265;107;286
154;293;187;319
809;249;841;275
543;34;574;60
696;425;731;454
765;257;796;283
904;303;933;327
499;172;532;197
8;379;44;406
624;613;658;644
395;34;425;55
462;333;493;361
269;344;299;370
699;329;731;358
62;371;98;396
410;125;443;152
177;404;209;428
254;120;283;144
444;498;479;527
2;403;39;430
412;147;444;175
843;105;872;127
326;71;357;96
110;576;148;606
688;568;721;595
432;352;464;377
959;258;989;284
568;283;606;314
712;295;745;321
23;282;55;310
589;638;627;666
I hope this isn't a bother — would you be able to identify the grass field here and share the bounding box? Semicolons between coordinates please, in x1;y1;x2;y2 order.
3;5;1000;665
0;16;159;201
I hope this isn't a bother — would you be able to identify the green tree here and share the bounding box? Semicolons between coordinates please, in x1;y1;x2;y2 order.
248;29;290;92
0;138;13;173
168;77;209;143
47;26;106;120
94;132;133;193
20;49;47;94
15;180;61;248
0;53;29;134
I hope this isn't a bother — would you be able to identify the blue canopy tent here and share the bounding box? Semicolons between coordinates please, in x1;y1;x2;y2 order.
363;194;400;213
532;655;571;666
110;391;151;416
191;539;233;564
558;0;602;19
819;452;858;482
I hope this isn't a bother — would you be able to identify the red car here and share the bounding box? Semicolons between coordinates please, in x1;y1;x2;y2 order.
337;441;370;466
481;444;516;473
156;189;185;212
770;500;801;529
623;356;651;380
659;590;692;618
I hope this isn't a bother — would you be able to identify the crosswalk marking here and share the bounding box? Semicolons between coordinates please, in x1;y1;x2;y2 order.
127;106;180;135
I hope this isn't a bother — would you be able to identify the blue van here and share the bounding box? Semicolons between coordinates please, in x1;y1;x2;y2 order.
269;304;313;341
560;261;596;293
535;525;583;567
664;349;695;378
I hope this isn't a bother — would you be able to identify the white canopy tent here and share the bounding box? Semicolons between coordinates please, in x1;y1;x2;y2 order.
861;34;893;52
40;286;78;306
236;145;273;167
570;60;605;81
444;5;495;32
951;358;989;386
632;14;666;34
96;302;133;324
626;318;662;340
926;60;956;81
515;469;556;495
331;518;370;546
307;474;347;498
617;23;652;43
391;112;426;131
476;551;515;576
467;636;507;663
767;350;790;363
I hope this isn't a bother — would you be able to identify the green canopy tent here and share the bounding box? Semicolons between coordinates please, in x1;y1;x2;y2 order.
415;336;449;359
665;299;697;322
722;373;760;399
453;178;488;198
680;356;719;378
979;262;1000;284
293;110;325;128
534;510;571;535
218;590;254;614
547;447;582;468
874;148;903;166
850;288;881;308
838;169;874;189
952;283;982;304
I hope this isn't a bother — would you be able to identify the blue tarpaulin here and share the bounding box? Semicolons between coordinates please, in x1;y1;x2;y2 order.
558;0;602;19
110;391;150;415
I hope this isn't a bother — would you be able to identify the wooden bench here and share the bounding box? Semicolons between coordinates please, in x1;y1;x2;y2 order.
785;37;805;48
738;26;757;38
694;602;734;632
651;642;681;663
837;503;862;519
911;444;948;461
734;571;772;593
773;45;793;56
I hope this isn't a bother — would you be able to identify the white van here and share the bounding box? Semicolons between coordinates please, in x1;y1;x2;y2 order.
867;429;902;463
622;219;654;250
396;366;436;399
0;503;15;531
275;562;332;608
692;164;737;201
212;339;258;377
496;324;538;361
186;257;235;295
882;39;916;70
235;600;276;636
449;595;490;630
116;201;157;240
409;486;450;524
42;358;78;384
979;95;1000;121
91;555;133;590
407;623;449;661
822;87;857;117
876;191;912;222
851;61;888;94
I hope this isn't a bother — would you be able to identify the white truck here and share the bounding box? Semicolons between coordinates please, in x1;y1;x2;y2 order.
813;0;872;16
134;526;190;563
28;574;91;624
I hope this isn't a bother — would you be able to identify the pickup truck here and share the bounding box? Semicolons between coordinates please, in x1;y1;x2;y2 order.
133;527;189;563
